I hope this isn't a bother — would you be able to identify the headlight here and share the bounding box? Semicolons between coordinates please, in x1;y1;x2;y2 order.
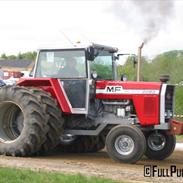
166;92;172;100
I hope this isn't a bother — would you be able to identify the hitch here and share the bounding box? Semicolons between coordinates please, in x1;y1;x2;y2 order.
169;119;183;135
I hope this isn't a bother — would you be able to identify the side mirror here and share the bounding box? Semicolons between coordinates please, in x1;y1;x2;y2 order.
87;47;95;61
117;54;137;65
86;47;99;61
116;54;124;60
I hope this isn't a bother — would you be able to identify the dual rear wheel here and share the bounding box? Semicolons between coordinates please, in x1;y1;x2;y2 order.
0;86;64;156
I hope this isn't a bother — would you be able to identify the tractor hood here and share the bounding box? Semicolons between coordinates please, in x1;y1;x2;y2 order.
96;81;162;98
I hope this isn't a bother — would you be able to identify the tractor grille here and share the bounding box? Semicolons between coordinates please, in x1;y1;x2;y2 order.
165;85;175;122
144;97;156;118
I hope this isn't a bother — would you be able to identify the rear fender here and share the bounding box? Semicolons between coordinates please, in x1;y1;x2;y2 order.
17;78;71;113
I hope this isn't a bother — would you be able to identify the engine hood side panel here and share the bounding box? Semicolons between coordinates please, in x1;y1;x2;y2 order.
96;81;162;126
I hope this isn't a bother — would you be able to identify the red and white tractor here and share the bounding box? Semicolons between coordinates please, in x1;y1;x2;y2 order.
0;43;182;163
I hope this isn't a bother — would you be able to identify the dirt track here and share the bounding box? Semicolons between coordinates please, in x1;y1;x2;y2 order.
0;147;183;183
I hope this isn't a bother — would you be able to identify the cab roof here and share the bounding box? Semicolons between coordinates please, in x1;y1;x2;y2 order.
38;43;118;53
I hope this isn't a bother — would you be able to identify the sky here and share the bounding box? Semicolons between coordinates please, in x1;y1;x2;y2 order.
0;0;183;58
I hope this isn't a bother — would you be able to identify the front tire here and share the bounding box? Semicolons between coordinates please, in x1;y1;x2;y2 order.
106;125;146;164
145;131;176;160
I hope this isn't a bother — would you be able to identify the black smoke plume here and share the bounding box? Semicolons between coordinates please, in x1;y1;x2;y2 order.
111;0;175;44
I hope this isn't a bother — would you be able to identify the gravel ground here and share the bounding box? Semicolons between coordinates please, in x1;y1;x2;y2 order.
0;144;183;183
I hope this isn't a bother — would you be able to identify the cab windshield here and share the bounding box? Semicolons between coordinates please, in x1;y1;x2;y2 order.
90;50;114;80
35;49;87;78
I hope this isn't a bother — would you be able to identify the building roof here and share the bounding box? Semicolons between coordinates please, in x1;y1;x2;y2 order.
0;60;33;68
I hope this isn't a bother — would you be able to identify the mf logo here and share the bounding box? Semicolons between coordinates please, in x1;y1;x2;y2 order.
106;86;123;93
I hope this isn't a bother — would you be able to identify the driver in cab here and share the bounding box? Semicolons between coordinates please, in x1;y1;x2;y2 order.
59;57;79;78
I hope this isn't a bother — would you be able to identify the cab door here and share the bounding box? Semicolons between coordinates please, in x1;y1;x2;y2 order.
60;78;89;114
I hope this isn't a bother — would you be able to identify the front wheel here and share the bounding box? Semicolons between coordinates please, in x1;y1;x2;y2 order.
145;131;176;160
106;125;146;164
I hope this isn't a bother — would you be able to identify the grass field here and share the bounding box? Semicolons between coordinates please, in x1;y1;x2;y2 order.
176;135;183;142
0;167;119;183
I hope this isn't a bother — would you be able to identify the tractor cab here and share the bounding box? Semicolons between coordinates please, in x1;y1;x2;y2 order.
33;44;119;114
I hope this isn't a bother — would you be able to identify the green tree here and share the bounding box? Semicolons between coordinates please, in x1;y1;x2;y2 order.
1;53;7;59
7;55;17;60
21;51;37;60
17;52;23;59
0;51;37;61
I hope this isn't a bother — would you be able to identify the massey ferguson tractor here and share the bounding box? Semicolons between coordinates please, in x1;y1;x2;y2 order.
0;43;182;164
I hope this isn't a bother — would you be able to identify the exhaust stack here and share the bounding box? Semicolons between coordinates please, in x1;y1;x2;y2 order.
137;42;144;82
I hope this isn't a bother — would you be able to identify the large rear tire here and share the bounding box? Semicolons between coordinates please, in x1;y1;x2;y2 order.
0;86;48;156
145;131;176;160
90;132;106;152
30;88;64;154
106;125;146;164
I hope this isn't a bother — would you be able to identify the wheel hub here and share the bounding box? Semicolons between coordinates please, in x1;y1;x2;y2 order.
0;102;24;143
147;132;166;151
115;135;135;155
11;110;24;138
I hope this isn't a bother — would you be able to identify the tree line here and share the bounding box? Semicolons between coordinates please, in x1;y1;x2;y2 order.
0;51;37;61
118;50;183;84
